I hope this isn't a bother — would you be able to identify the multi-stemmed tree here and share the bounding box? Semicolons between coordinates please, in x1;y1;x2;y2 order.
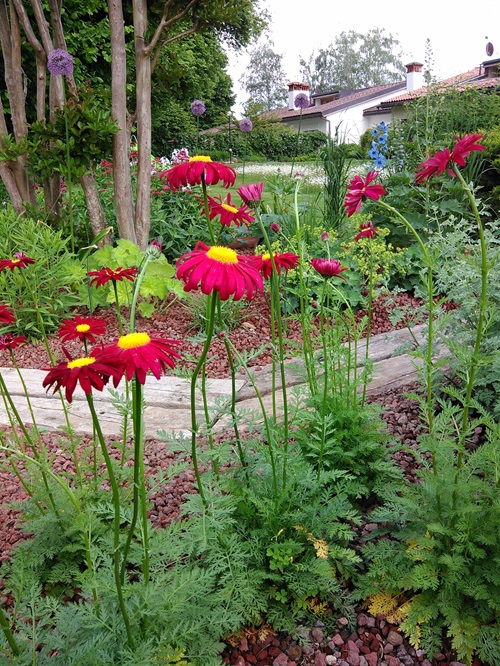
0;0;264;248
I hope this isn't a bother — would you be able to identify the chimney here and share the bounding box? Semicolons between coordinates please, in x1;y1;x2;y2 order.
288;82;310;110
406;62;424;92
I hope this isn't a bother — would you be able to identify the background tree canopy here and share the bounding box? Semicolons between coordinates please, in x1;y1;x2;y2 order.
239;39;289;112
300;28;405;92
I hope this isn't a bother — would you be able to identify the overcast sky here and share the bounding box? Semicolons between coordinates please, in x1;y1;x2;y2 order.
225;0;500;115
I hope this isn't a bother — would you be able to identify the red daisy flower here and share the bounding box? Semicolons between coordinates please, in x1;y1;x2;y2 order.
176;242;263;301
163;156;236;191
58;316;107;343
253;252;299;280
42;355;121;403
206;193;254;228
451;133;486;167
88;266;138;288
344;171;386;217
311;258;348;281
95;332;181;385
237;182;264;207
354;221;378;242
0;252;36;271
415;148;453;184
0;304;15;325
0;334;27;350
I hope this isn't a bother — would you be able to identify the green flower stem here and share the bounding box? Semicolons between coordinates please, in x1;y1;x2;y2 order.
120;377;148;588
256;215;290;489
290;109;302;177
18;271;78;463
129;256;151;333
453;167;488;440
190;294;218;507
225;337;279;503
361;245;375;407
317;278;329;482
451;167;489;518
0;604;19;657
269;275;277;422
201;174;216;244
294;186;317;394
0;372;57;515
201;364;217;476
86;394;134;649
0;430;40;513
112;280;130;467
62;78;75;254
376;200;435;433
216;299;247;479
112;282;125;337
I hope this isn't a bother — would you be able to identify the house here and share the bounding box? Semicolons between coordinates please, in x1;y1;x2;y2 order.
270;58;500;143
363;58;500;124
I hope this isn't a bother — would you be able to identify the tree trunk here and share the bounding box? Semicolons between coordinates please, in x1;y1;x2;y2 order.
79;173;111;244
0;0;36;206
133;0;151;250
108;0;136;244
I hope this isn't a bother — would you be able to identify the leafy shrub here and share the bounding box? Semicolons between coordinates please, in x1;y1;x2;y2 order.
356;424;500;665
84;239;185;318
0;210;83;339
149;189;211;263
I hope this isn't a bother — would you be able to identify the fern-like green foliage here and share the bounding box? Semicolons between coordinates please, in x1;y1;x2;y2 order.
355;423;500;665
218;439;361;633
294;394;403;502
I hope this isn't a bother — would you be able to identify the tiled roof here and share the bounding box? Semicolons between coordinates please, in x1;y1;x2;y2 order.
267;81;406;120
375;67;500;108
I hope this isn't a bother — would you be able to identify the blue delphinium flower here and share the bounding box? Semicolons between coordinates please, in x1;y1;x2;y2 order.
368;121;389;169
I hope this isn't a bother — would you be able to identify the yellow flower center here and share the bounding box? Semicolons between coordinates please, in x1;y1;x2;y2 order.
221;203;239;214
67;357;95;369
189;155;212;162
206;246;238;264
261;253;272;261
76;324;90;333
118;331;151;349
11;259;20;264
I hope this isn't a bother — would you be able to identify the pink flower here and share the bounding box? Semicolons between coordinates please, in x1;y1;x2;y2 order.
311;258;348;281
354;221;378;242
206;193;254;228
415;134;486;185
237;182;264;208
415;148;453;184
344;171;386;217
176;242;263;301
451;133;486;166
253;252;299;280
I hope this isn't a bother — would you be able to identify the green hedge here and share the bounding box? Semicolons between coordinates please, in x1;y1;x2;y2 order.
199;125;327;161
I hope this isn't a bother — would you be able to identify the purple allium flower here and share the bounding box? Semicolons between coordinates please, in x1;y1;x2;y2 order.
47;49;74;76
239;118;253;132
294;93;310;110
270;222;281;233
191;100;206;116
